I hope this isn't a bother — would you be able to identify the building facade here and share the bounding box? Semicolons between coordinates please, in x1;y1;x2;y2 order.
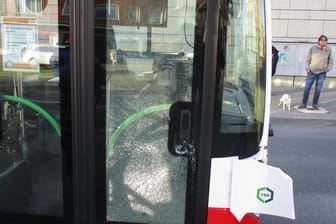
271;0;336;77
271;0;336;43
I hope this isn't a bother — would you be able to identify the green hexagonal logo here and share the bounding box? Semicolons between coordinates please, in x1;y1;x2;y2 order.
257;187;274;203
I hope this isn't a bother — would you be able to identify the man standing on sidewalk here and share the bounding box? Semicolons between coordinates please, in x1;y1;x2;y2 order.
298;34;334;110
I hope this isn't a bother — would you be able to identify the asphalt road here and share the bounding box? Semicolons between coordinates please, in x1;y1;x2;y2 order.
260;85;336;224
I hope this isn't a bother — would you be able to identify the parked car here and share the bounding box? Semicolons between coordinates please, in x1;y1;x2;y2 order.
21;44;57;66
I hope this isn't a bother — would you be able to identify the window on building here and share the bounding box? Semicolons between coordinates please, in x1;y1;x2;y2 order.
127;7;140;24
63;0;70;16
148;8;166;25
96;4;119;21
16;0;42;15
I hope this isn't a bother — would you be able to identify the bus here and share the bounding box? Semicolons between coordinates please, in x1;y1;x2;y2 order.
0;0;294;223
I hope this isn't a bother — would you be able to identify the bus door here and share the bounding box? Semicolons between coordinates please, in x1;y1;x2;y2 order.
99;0;212;223
99;0;269;223
99;0;206;223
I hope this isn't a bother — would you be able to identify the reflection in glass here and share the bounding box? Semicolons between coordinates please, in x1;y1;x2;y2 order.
213;0;266;158
0;0;64;216
98;0;196;223
96;4;120;20
127;7;141;24
221;0;266;134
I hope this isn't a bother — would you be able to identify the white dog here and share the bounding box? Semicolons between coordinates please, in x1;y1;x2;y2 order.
278;94;291;111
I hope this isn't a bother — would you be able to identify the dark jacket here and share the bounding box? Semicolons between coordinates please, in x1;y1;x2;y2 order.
272;46;279;76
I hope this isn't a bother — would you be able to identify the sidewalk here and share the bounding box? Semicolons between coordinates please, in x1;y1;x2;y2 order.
270;78;336;120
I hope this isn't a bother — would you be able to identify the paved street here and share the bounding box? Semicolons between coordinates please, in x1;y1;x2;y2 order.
260;80;336;224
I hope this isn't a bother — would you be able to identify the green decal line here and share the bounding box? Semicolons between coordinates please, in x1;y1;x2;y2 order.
2;95;171;157
3;94;61;137
106;103;171;159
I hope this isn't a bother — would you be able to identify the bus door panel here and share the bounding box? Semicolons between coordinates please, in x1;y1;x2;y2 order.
100;0;200;223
